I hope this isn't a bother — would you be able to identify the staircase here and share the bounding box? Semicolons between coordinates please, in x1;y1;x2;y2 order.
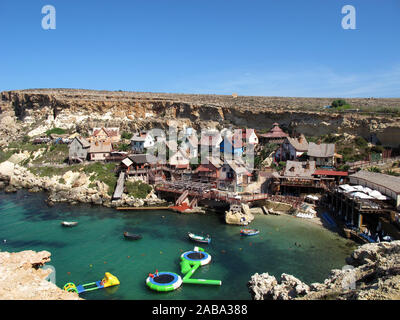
189;197;199;208
176;190;189;205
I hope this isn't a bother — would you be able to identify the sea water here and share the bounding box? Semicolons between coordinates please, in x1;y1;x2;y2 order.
0;190;356;300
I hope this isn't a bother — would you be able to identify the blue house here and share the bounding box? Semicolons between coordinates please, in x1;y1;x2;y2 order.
220;132;244;156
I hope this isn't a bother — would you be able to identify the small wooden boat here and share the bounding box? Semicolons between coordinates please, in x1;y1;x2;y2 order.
61;221;78;227
123;232;142;240
240;229;259;236
188;232;211;244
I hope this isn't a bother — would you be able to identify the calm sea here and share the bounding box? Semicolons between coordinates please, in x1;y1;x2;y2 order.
0;190;356;300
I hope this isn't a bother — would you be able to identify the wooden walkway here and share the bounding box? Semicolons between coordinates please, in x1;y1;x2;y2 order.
112;172;125;200
117;206;171;210
155;181;304;208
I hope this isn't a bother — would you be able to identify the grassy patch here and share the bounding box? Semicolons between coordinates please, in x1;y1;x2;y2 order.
7;141;44;153
82;162;118;196
125;180;152;199
0;150;17;163
45;127;67;136
28;165;83;177
31;144;68;164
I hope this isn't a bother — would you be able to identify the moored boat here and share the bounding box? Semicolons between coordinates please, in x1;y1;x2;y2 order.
123;232;142;240
61;221;78;227
240;229;259;236
188;232;211;244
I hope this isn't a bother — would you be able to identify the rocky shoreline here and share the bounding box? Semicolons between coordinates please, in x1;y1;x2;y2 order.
248;240;400;300
0;161;166;209
0;250;80;300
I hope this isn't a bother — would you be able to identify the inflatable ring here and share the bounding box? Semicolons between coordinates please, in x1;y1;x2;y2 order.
181;250;211;266
63;282;78;293
146;272;182;292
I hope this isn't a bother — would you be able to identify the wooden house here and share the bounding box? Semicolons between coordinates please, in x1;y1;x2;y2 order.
275;134;309;161
307;142;339;167
169;149;190;170
90;127;121;144
218;158;252;192
68;137;90;163
88;141;113;161
199;130;222;157
257;123;288;145
130;132;155;153
220;130;244;157
194;156;222;184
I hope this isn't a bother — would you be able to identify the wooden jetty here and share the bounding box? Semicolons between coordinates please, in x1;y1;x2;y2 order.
155;181;304;208
112;172;125;200
117;206;171;211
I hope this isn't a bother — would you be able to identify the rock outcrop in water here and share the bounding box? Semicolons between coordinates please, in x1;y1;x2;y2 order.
0;250;80;300
248;241;400;300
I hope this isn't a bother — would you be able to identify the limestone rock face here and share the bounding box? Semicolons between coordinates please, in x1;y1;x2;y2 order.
3;89;400;148
248;273;309;300
0;250;81;300
248;241;400;300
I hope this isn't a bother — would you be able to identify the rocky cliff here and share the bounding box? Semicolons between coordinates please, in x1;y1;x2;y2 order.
0;250;80;300
1;89;400;147
248;241;400;300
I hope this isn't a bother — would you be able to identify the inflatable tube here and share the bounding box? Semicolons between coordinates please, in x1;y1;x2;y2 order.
146;272;183;292
63;282;78;293
180;249;222;286
181;250;211;266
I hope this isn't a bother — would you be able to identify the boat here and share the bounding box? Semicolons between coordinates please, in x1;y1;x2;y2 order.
187;232;211;244
240;229;260;236
61;221;78;227
123;232;142;240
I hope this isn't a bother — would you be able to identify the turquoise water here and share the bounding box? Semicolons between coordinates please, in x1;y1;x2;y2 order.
0;190;356;300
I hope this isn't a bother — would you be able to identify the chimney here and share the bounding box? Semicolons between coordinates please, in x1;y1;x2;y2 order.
298;135;303;143
305;161;310;170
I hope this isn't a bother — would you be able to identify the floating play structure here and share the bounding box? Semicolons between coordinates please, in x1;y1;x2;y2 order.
146;246;222;292
63;272;120;294
146;271;183;292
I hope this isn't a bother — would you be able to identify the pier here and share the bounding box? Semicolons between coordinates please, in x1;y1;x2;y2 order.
155;181;304;208
117;206;171;211
112;172;125;200
324;187;400;242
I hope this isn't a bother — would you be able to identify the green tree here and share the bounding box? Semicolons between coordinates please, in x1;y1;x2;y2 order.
331;99;347;108
121;132;133;140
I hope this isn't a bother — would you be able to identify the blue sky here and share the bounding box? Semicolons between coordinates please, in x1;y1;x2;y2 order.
0;0;399;97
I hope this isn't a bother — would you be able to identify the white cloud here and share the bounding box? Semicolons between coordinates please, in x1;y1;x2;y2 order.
172;65;400;98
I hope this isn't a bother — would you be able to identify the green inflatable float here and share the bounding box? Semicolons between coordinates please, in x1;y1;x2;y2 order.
180;246;222;286
146;246;221;292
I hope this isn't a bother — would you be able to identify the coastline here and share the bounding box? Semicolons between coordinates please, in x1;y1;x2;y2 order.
0;191;357;300
0;161;345;240
0;161;166;209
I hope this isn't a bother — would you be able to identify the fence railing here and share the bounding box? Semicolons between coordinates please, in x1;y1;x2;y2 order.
347;156;400;169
